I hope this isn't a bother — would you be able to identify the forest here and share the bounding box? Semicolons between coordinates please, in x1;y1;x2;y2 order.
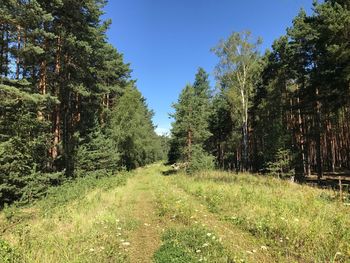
169;0;350;182
0;0;350;262
0;0;166;206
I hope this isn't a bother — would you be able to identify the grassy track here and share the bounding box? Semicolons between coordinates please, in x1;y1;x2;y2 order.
1;164;349;262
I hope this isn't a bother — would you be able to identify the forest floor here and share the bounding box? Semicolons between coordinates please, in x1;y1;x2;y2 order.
1;163;350;262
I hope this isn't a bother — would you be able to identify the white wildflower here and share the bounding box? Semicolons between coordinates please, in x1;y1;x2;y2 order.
260;245;268;250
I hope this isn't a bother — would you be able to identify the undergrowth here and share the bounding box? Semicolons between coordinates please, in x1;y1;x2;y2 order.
154;226;236;263
172;171;350;262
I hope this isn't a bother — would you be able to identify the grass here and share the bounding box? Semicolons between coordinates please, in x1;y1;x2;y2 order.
171;171;350;262
0;170;133;263
1;164;349;262
153;226;235;263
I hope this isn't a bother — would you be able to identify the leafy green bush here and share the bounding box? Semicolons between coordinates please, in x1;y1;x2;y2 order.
75;129;120;177
186;146;215;174
0;239;23;263
266;149;294;178
153;226;233;263
39;170;131;212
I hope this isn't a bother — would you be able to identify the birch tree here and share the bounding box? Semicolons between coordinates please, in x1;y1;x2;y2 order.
212;31;262;171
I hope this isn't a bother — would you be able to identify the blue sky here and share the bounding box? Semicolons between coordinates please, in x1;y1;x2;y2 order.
103;0;314;135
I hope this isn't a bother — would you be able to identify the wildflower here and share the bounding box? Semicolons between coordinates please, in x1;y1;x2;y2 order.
89;248;94;252
202;243;209;247
122;242;130;246
206;233;212;237
196;249;201;253
260;245;268;250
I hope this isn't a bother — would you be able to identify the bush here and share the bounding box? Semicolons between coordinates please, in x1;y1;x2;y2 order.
0;239;22;263
154;226;233;263
186;146;215;174
75;130;120;177
266;149;294;178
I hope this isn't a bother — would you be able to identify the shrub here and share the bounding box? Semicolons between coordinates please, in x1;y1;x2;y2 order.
153;226;233;263
267;149;294;178
0;239;22;263
186;146;215;174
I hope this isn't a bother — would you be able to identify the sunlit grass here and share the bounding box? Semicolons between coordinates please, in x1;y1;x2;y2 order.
2;164;349;262
0;171;134;263
172;171;350;262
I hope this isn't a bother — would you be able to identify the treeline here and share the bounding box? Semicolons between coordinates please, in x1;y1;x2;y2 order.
0;0;163;206
169;0;350;180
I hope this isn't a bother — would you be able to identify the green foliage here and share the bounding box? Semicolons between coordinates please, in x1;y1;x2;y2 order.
169;68;213;169
172;170;350;262
0;239;22;263
0;168;135;263
266;149;294;178
75;128;120;176
154;226;233;263
40;170;131;212
212;31;262;171
0;82;56;207
0;0;158;207
207;92;239;169
110;86;162;170
186;145;215;174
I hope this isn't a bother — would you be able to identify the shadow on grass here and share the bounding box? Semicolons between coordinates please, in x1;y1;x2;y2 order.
162;169;178;176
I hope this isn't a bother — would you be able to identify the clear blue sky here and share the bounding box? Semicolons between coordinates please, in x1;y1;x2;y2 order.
103;0;314;135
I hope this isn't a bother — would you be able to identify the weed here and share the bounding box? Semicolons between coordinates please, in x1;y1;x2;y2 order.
154;226;235;263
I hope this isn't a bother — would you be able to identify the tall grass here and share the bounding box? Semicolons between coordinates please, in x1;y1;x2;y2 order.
0;170;133;263
172;171;350;262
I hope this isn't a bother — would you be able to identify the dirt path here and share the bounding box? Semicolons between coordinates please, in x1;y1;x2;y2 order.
119;164;275;262
125;170;163;263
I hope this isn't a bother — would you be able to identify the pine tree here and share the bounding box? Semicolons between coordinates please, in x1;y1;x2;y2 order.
110;86;161;170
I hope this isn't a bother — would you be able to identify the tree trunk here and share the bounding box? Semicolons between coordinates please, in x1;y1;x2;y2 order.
187;129;192;161
315;88;323;182
16;25;21;80
52;35;62;160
